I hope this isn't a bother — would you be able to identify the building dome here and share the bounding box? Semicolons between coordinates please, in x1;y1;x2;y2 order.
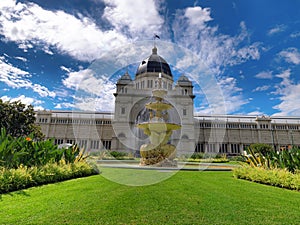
117;71;132;85
135;47;172;77
177;74;192;86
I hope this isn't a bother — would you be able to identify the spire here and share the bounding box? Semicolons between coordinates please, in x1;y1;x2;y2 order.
152;46;157;55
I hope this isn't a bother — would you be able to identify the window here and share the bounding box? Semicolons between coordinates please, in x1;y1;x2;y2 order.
66;139;75;144
121;107;125;114
219;144;228;153
195;143;204;153
147;80;153;88
181;134;189;140
39;118;48;123
183;109;187;116
79;140;87;149
101;120;110;124
231;144;240;154
91;140;100;149
102;140;111;150
118;133;126;138
227;123;239;129
207;143;215;153
163;81;167;89
288;125;298;130
54;139;64;145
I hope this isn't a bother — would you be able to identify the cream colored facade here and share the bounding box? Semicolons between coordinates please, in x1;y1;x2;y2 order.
36;110;300;155
35;47;300;155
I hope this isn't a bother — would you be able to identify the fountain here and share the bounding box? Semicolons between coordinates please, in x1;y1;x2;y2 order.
137;73;181;167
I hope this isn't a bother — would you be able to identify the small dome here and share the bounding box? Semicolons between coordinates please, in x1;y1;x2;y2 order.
117;72;132;85
177;74;192;86
135;47;172;77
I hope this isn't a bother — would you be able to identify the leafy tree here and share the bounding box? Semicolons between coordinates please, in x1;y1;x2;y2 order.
0;99;43;139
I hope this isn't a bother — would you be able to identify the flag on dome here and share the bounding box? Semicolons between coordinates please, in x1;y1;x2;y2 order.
154;34;160;39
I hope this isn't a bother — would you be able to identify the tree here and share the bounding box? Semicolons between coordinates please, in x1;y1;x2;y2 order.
0;99;44;139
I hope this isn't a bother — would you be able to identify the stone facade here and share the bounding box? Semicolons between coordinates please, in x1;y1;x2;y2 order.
35;47;300;155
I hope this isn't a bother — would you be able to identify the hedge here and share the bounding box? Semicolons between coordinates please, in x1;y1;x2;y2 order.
0;161;99;194
233;166;300;191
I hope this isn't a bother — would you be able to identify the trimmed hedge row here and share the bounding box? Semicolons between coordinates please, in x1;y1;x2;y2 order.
0;161;99;194
233;166;300;191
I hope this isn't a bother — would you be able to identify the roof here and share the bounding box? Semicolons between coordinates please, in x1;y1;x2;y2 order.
177;74;192;86
117;71;132;85
135;47;172;77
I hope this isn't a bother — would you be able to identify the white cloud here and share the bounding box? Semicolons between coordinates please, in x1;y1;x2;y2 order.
73;96;114;112
195;76;248;114
172;7;260;114
15;56;27;62
33;84;56;98
275;69;291;88
60;66;71;73
0;56;56;98
252;85;271;92
216;77;249;113
247;110;264;116
62;68;116;111
173;11;261;74
102;0;164;38
272;70;300;116
0;56;30;88
184;6;212;28
272;84;300;116
279;48;300;65
267;24;286;35
255;71;273;79
0;0;129;61
1;94;44;110
54;102;75;109
290;31;300;38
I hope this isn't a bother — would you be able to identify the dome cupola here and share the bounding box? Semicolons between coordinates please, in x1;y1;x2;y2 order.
135;47;172;77
117;71;132;85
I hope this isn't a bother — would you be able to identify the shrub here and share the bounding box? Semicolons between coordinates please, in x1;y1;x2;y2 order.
243;144;300;173
0;127;89;169
190;152;204;159
99;151;134;160
109;151;127;158
228;155;245;162
0;161;99;194
233;166;300;191
248;143;274;156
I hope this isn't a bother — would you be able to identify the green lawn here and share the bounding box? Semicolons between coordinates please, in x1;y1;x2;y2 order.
0;169;300;225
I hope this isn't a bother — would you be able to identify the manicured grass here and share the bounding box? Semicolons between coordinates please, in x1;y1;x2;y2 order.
0;170;300;224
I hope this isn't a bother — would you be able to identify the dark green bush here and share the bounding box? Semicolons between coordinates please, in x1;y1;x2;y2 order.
243;144;300;173
190;152;204;159
0;127;88;169
109;151;128;158
248;143;274;157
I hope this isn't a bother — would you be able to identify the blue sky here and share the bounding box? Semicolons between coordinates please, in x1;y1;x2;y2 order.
1;0;300;116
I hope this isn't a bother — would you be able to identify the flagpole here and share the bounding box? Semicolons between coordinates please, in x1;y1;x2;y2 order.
153;34;160;48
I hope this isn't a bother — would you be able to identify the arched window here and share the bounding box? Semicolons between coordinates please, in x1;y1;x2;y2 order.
181;134;189;140
118;133;126;139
